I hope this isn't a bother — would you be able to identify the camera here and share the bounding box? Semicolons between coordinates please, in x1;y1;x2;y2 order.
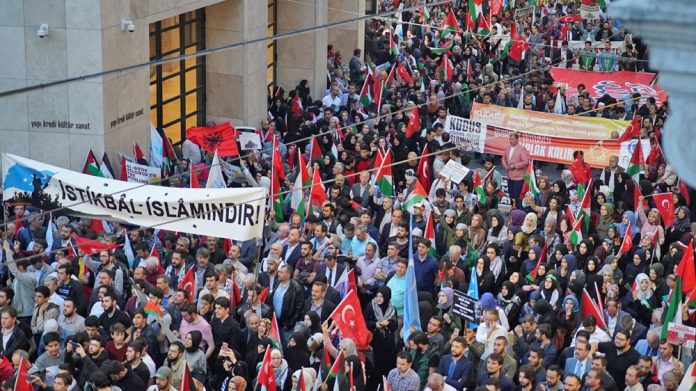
37;24;48;38
121;19;135;33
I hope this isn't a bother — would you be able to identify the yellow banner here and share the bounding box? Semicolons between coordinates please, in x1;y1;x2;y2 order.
470;103;629;140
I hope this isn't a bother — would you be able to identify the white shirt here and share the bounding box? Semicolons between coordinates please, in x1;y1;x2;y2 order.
321;94;341;111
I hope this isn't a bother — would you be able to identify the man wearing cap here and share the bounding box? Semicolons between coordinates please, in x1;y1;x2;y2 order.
148;366;177;391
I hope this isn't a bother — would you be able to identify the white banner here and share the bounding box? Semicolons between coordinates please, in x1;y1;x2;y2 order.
444;116;487;153
580;5;601;19
2;154;266;241
124;160;161;184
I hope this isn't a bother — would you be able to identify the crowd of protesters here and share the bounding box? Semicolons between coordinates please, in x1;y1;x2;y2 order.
0;0;690;391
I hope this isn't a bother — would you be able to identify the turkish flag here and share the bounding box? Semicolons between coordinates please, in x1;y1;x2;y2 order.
580;288;607;330
329;289;372;350
257;347;277;391
677;241;696;295
417;144;431;190
177;267;196;303
619;224;633;255
14;358;32;391
73;235;120;255
653;192;675;227
186;122;240;157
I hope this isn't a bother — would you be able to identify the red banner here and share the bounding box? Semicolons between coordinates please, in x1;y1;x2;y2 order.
549;68;667;106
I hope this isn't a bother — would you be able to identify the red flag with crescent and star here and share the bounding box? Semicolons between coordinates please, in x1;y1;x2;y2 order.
257;347;277;391
177;266;195;303
652;192;675;227
328;289;372;350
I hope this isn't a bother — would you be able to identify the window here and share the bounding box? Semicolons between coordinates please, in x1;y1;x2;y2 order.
149;10;206;144
267;0;277;95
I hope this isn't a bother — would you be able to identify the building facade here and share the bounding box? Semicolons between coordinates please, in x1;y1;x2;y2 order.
0;0;365;171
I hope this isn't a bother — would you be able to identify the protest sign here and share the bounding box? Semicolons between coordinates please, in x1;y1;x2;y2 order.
666;323;696;347
452;289;479;322
580;4;601;19
124;160;161;184
439;160;471;184
445;115;649;168
2;153;267;241
549;68;668;106
470;103;628;139
239;132;262;150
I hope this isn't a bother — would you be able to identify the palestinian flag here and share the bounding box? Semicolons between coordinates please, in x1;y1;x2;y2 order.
327;352;344;390
440;9;461;39
520;160;539;197
429;40;453;55
133;142;145;163
468;0;484;27
422;6;430;22
581;288;608;330
577;179;592;230
308;136;324;168
374;151;394;197
389;30;399;57
291;150;310;220
570;215;584;246
82;150;105;177
565;205;576;226
359;68;373;107
626;141;646;181
424;211;438;257
477;14;491;36
270;313;283;351
100;152;115;179
271;137;285;223
403;180;428;214
436;262;447;287
473;170;486;205
439;54;454;82
144;299;164;317
502;22;529;62
661;276;682;340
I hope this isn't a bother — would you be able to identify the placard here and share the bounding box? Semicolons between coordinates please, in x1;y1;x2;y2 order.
239;132;262;150
124;160;161;184
666;323;696;346
580;5;601;19
452;289;479;322
439;160;471;184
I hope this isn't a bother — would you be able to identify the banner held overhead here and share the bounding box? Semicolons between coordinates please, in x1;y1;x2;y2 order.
2;154;266;241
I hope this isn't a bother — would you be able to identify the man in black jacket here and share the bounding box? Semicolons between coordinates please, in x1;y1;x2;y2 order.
0;307;29;357
266;264;304;346
103;359;146;390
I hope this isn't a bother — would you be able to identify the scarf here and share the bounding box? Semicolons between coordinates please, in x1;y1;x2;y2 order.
371;298;397;326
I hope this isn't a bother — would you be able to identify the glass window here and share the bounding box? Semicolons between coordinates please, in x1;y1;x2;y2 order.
149;9;206;144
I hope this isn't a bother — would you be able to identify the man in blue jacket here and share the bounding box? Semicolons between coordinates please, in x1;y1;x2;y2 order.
437;336;473;391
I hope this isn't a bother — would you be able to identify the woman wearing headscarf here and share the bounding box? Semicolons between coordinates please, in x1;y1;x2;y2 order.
661;243;683;279
667;206;691;243
267;348;290;391
475;256;496;295
625;249;648;287
363;286;397;388
513;212;536;261
636;202;665;246
485;209;509;247
302;312;322;335
469;214;488;251
542;217;562;262
574;240;593;271
550;244;569;271
521;246;543;282
437;287;462;340
333;355;365;391
597;202;615;241
497;281;522;329
550;180;569;207
618;210;640;247
649;263;668;300
625;273;657;326
539;274;561;310
184;331;207;374
285;332;310;375
291;368;317;391
556;294;580;347
557;254;577;294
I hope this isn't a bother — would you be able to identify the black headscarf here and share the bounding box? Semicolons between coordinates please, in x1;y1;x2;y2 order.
377;285;392;313
186;330;202;353
304;311;322;335
344;355;365;391
285;332;310;374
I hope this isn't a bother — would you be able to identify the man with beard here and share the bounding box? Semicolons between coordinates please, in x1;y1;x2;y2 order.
98;290;131;334
437;336;473;390
126;339;150;385
69;336;110;385
166;341;186;389
103;359;146;390
593;329;640;391
148;366;177;391
165;249;190;289
48;225;76;264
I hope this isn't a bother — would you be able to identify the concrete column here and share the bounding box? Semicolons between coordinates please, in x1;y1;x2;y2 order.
328;0;364;67
276;0;328;100
205;0;267;127
611;0;696;186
